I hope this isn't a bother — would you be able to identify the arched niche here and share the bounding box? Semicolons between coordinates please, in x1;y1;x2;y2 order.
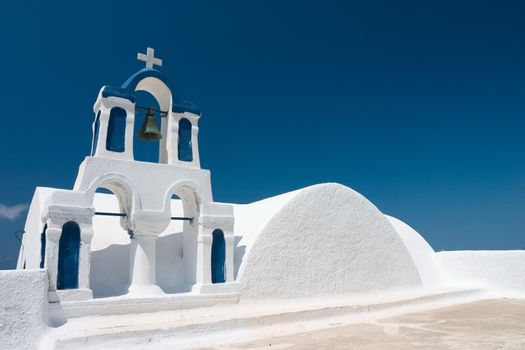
178;118;193;162
106;107;127;153
211;229;226;284
57;221;81;290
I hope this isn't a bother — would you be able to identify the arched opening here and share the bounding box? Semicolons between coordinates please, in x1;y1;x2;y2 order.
57;221;80;290
211;229;226;284
90;185;131;298
157;185;201;293
178;118;193;162
106;107;127;152
39;224;47;269
134;90;162;163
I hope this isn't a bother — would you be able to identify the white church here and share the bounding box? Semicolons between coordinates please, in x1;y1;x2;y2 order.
2;48;524;350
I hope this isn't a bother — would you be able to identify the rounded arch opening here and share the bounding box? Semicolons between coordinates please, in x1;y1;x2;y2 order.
156;183;202;293
133;90;162;163
178;118;193;162
134;76;172;112
87;176;134;298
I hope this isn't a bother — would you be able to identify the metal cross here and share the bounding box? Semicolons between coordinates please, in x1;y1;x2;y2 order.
137;47;162;69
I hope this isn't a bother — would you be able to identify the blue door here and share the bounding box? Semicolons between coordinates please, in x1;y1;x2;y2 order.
57;221;80;290
211;229;226;283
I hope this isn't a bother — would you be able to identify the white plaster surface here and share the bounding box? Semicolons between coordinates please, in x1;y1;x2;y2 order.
385;215;444;289
17;187;54;269
437;250;525;297
41;287;487;350
0;269;48;350
235;183;423;298
89;193;188;297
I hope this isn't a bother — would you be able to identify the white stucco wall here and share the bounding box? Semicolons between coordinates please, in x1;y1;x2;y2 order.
236;183;423;298
385;215;444;289
89;192;188;297
0;269;48;350
437;250;525;297
18;188;55;269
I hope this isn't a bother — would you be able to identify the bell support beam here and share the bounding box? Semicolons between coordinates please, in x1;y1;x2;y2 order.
94;211;193;223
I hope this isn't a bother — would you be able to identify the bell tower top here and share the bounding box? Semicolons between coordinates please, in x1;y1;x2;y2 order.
137;47;162;69
90;49;203;167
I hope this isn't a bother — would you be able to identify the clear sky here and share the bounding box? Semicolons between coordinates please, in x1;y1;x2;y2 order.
0;0;524;269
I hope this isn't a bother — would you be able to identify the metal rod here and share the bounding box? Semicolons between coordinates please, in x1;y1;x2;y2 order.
95;212;194;222
171;216;194;222
135;105;169;116
95;211;126;217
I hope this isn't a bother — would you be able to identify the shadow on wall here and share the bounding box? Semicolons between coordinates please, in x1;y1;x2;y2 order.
90;232;192;297
90;243;130;298
156;232;189;293
234;235;245;279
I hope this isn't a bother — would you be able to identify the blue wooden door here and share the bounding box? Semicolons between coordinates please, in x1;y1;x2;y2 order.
211;229;226;283
57;222;80;290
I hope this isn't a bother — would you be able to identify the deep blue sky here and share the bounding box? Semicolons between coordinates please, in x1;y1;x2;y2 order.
0;0;524;269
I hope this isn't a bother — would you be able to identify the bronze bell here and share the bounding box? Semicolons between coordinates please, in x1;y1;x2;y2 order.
138;107;162;141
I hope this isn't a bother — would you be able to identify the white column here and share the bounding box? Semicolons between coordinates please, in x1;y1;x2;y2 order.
128;235;164;296
168;114;180;164
225;235;235;282
196;232;212;285
45;224;62;290
78;224;94;290
191;121;201;168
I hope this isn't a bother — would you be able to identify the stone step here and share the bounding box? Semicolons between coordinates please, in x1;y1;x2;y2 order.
42;287;489;350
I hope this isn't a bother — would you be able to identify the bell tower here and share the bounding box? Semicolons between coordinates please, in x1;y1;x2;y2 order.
90;47;203;168
37;48;236;300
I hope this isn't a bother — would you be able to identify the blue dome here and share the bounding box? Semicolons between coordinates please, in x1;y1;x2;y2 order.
101;68;201;115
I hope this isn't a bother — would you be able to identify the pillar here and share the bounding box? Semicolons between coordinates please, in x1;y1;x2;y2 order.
78;223;94;290
195;232;212;285
128;235;164;296
44;223;62;291
225;235;235;282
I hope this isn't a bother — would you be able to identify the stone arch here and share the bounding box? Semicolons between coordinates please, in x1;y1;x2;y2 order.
164;181;203;216
85;173;136;231
133;76;172;163
86;174;136;298
162;181;203;287
134;77;172;113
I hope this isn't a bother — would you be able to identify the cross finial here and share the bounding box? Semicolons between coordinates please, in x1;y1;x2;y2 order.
137;47;162;69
